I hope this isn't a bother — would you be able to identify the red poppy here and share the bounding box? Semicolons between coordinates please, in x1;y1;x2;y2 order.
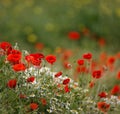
19;94;27;99
63;61;72;69
31;59;41;66
77;59;84;65
98;38;106;47
62;50;73;60
27;76;35;83
92;70;102;79
63;78;70;85
68;31;80;40
7;54;21;64
99;52;107;63
0;42;12;51
40;98;47;106
97;102;110;113
116;52;120;59
89;81;95;88
35;42;44;50
76;66;87;73
98;92;107;98
13;63;26;72
30;103;38;110
83;53;92;60
111;85;120;95
7;79;17;88
107;56;116;65
45;55;56;65
116;71;120;80
9;49;21;55
64;85;70;93
55;71;62;78
29;53;44;60
25;55;34;63
25;53;43;66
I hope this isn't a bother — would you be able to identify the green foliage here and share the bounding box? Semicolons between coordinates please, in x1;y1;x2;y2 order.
0;0;120;51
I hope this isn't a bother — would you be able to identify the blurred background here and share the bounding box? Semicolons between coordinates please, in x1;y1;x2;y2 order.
0;0;120;53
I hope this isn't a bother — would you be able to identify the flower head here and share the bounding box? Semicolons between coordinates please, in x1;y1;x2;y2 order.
92;70;102;79
30;103;38;110
45;55;56;65
68;31;80;40
97;102;110;113
7;79;17;89
83;53;92;60
13;63;26;72
27;76;35;83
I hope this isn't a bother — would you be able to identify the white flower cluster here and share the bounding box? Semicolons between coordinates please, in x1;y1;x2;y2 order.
103;95;120;106
24;66;78;87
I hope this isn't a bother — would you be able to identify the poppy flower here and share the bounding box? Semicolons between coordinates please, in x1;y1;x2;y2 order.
76;66;87;73
64;85;70;93
92;70;102;79
40;98;47;106
83;53;92;60
19;94;27;99
35;42;44;50
98;38;106;47
97;102;110;113
45;55;56;65
99;52;107;63
111;85;120;95
107;56;116;65
13;63;26;72
98;92;107;98
116;71;120;80
7;79;17;88
31;59;41;66
29;53;44;60
62;50;73;60
54;71;62;78
0;42;12;51
7;54;21;64
63;78;70;85
9;49;21;55
68;31;80;40
27;76;35;83
77;59;84;65
89;81;95;88
30;103;38;110
63;61;72;69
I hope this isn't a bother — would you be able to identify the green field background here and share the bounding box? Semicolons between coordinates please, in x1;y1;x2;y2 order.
0;0;120;52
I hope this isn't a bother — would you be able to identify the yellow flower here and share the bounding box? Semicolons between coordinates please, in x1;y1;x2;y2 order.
27;34;37;43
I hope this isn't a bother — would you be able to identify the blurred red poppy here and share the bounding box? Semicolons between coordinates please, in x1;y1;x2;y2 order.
92;70;102;79
13;63;26;72
77;59;84;65
7;54;21;64
64;85;70;93
30;103;38;110
83;53;92;60
63;78;70;85
55;71;62;78
7;79;17;89
68;31;80;40
111;85;120;95
0;42;12;51
98;92;107;98
27;76;35;83
40;98;47;106
45;55;56;65
97;102;110;113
